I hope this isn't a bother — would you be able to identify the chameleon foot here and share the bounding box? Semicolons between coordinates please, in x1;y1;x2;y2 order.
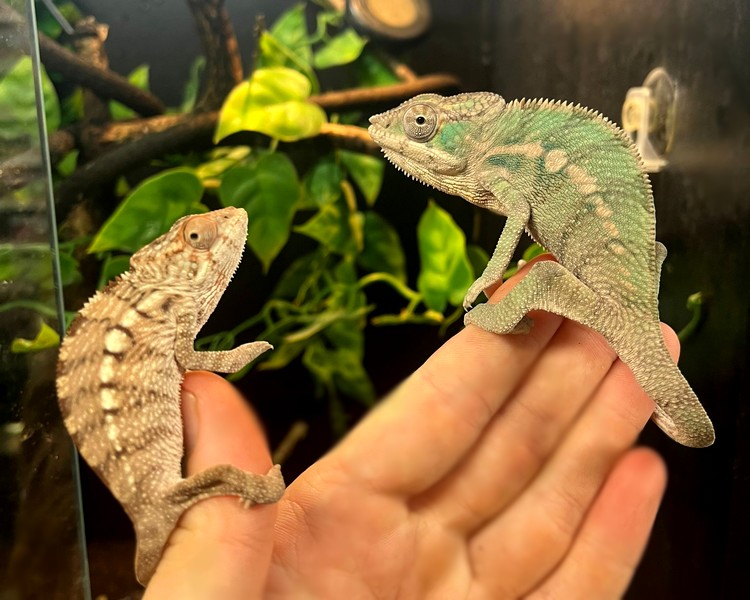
465;305;533;334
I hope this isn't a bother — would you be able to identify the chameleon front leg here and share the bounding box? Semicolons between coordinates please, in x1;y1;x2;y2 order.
175;312;272;373
464;196;531;310
465;260;601;334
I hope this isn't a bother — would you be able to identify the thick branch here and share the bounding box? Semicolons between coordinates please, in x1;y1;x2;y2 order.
71;17;111;125
38;34;165;116
55;112;217;216
186;0;243;112
0;3;162;116
93;73;461;150
51;73;460;216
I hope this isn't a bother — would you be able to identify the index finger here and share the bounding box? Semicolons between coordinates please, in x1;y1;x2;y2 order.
329;257;564;496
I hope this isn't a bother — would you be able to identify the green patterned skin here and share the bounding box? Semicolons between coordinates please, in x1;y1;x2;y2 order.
369;92;714;448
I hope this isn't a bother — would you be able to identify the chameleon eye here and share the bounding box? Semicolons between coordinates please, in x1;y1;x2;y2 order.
183;216;218;250
403;104;438;142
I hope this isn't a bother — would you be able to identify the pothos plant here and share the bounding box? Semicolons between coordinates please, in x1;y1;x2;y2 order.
1;1;534;432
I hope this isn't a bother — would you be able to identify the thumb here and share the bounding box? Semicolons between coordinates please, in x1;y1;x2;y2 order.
144;371;279;599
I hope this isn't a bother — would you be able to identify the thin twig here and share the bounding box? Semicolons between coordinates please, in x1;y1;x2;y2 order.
312;73;459;110
272;421;309;465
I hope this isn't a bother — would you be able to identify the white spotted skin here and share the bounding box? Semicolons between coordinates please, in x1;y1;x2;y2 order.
56;207;285;584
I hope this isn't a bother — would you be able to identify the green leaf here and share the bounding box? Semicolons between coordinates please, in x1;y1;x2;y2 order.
61;87;84;125
467;244;489;278
259;338;306;371
502;242;546;280
11;321;60;353
417;202;474;312
215;67;326;142
57;249;82;286
219;153;300;270
522;242;546;262
354;49;400;87
110;64;149;120
302;343;375;405
179;56;206;113
35;3;63;39
0;57;60;140
98;254;131;288
295;197;357;256
338;150;384;205
114;176;130;197
0;243;74;294
256;31;319;93
269;3;312;64
56;149;78;177
359;211;406;281
302;156;344;207
272;251;320;300
195;146;252;182
334;350;375;405
324;315;365;358
312;10;344;42
88;168;205;253
313;29;367;69
35;1;83;38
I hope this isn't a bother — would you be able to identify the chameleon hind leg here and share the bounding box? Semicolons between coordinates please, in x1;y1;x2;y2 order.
465;260;601;335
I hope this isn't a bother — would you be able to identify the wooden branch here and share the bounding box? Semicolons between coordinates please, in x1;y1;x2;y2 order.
186;0;243;112
0;3;163;115
37;34;165;117
51;73;459;216
312;73;460;110
55;112;217;217
93;73;461;150
319;123;378;154
71;17;111;125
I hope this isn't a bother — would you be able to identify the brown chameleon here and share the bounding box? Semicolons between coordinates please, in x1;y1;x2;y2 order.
56;206;285;584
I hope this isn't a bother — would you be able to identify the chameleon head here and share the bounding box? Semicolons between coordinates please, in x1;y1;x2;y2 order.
129;206;248;327
369;92;507;199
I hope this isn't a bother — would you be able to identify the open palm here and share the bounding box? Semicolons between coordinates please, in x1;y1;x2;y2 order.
145;258;667;599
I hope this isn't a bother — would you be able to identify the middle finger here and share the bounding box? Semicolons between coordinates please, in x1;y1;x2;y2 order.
411;318;617;530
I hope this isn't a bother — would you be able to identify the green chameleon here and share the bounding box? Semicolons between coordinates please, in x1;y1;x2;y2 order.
368;92;714;448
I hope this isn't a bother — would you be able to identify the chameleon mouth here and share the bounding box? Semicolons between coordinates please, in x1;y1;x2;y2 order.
368;122;398;151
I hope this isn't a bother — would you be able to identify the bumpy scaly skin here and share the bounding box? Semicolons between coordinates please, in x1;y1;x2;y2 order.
369;92;714;448
56;207;285;584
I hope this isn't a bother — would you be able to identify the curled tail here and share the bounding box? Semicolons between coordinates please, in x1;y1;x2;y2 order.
132;464;285;584
613;321;715;448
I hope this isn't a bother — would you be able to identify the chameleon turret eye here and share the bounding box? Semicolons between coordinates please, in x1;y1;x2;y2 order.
403;104;438;141
183;216;218;250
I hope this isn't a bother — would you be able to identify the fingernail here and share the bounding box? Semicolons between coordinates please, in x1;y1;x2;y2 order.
182;389;200;453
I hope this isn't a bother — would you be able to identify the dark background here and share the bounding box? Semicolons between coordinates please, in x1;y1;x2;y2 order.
70;1;750;598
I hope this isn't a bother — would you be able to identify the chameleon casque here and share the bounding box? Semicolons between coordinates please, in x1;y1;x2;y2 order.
369;92;715;448
56;206;285;584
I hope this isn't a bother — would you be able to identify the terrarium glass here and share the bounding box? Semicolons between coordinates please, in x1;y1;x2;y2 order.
0;1;90;598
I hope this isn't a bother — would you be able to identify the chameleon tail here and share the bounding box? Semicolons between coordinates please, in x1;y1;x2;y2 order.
613;322;715;448
133;463;285;584
133;506;182;584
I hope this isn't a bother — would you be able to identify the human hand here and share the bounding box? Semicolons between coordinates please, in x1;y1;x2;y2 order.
145;256;667;599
